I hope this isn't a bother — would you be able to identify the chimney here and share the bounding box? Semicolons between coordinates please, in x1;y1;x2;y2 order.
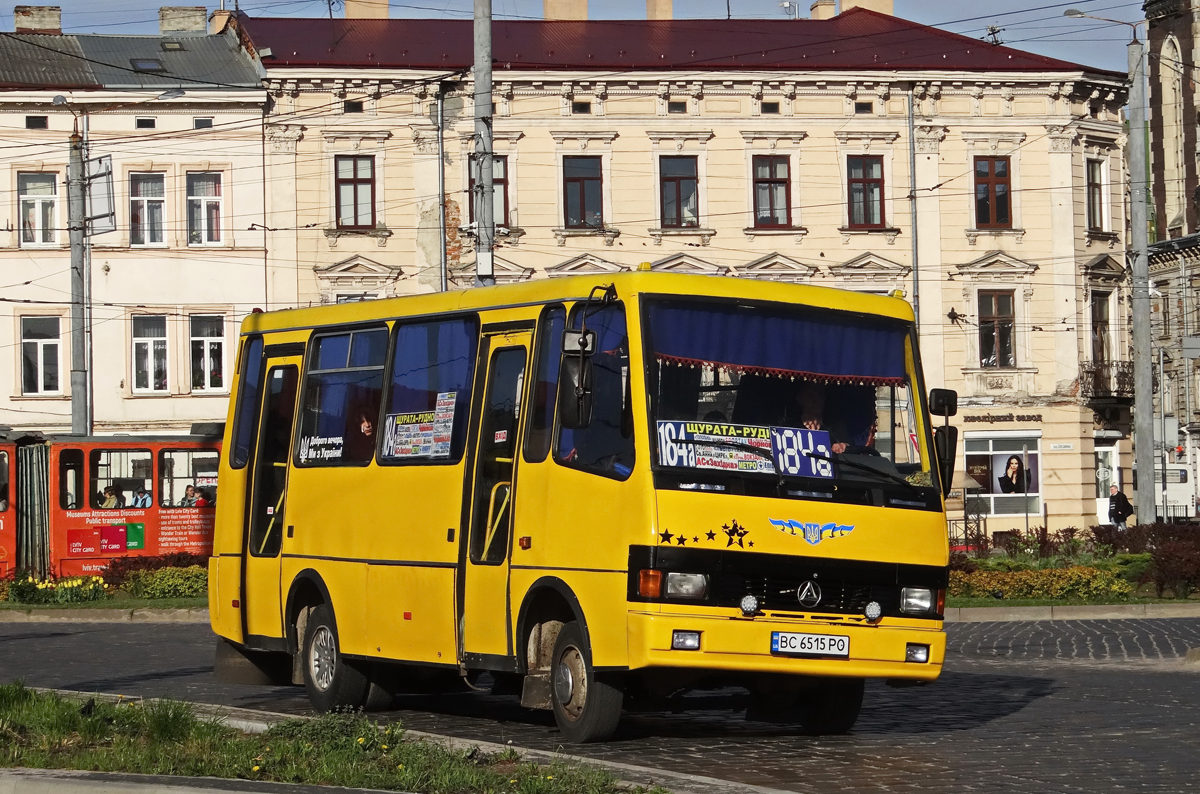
159;7;206;34
343;0;388;19
544;0;586;20
14;6;61;34
840;0;893;14
647;0;671;19
209;8;232;34
809;0;835;19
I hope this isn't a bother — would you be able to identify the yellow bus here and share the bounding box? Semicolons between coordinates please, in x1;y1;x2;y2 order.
210;271;958;742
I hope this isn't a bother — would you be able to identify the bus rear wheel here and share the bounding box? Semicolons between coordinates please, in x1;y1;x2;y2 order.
302;603;368;712
549;621;623;743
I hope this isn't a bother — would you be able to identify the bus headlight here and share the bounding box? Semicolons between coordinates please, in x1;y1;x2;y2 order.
666;573;707;599
900;587;934;615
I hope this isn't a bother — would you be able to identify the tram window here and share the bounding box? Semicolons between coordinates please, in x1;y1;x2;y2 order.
555;302;635;480
89;449;152;509
230;336;264;469
0;451;9;511
296;328;387;466
160;448;220;507
524;304;566;463
59;448;83;510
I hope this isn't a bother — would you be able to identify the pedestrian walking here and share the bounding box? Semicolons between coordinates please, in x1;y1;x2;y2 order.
1108;484;1133;531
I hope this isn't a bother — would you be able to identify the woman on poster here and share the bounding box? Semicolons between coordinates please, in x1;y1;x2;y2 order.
997;455;1031;494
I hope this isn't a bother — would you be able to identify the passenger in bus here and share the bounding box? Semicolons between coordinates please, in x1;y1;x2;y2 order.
131;486;152;508
343;409;377;463
178;484;198;507
194;488;212;508
793;381;850;454
100;487;123;509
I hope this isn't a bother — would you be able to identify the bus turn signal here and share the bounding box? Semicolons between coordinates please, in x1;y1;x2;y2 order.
638;569;663;598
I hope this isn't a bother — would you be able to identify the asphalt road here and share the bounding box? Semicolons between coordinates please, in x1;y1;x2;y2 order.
2;619;1199;793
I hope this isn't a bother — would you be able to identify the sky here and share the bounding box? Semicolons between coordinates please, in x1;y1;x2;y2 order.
15;0;1146;73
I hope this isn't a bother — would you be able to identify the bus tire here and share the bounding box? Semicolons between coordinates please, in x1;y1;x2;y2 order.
798;677;864;735
549;621;623;743
301;603;368;712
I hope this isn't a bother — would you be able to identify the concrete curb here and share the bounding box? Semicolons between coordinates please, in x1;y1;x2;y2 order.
33;688;791;794
0;607;208;624
944;602;1200;622
0;767;400;793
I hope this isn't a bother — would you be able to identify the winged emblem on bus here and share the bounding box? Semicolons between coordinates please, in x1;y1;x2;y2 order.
769;519;855;546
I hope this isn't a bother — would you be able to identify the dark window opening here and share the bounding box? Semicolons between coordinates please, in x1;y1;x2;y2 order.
1086;159;1105;232
761;101;781;114
854;101;873;114
974;156;1011;229
571;101;592;114
667;101;688;114
979;290;1015;368
130;59;165;72
752;155;790;228
135;118;156;130
660;156;699;228
59;449;83;510
524;304;566;463
564;156;603;229
193;117;213;129
847;155;884;228
25;116;47;130
343;100;364;114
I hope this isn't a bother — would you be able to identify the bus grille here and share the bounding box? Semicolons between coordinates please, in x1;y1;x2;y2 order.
712;573;895;616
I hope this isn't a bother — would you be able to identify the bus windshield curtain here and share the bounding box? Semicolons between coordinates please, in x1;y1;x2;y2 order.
646;303;907;385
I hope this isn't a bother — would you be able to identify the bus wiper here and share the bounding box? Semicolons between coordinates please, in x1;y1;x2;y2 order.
802;450;925;498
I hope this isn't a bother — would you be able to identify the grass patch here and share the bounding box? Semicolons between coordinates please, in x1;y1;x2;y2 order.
0;684;655;794
0;598;207;611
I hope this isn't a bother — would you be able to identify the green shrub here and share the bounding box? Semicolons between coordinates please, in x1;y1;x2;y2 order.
100;553;209;587
7;574;108;604
948;566;1133;601
126;566;207;599
1149;541;1200;599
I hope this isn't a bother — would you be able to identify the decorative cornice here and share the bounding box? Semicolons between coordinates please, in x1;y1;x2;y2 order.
740;130;807;147
914;125;948;153
646;130;715;150
1045;124;1077;152
549;130;619;149
833;130;900;151
266;124;303;153
960;131;1028;152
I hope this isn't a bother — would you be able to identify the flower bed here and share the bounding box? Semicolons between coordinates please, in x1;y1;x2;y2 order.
7;575;108;605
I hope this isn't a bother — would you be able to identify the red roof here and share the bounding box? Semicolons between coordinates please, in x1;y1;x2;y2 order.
237;8;1121;78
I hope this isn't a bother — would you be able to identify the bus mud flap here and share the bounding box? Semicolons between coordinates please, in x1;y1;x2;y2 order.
214;639;292;686
520;673;553;710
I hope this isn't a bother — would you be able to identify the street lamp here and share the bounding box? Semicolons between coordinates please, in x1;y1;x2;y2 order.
1064;9;1155;524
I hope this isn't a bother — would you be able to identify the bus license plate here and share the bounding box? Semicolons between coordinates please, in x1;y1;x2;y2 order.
771;632;850;657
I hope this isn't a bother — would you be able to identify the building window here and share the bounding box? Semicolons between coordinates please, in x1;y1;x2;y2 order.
135;117;156;129
130;173;165;245
760;101;780;114
571;101;591;114
25;116;47;130
846;155;884;228
187;173;222;245
974;156;1011;229
190;315;224;392
193;117;213;129
1155;280;1170;336
19;173;57;246
132;315;168;393
343;100;364;113
667;101;687;114
854;101;873;114
1091;290;1111;362
660;156;699;228
563;156;603;229
335;155;375;229
978;290;1015;368
20;316;60;394
964;435;1041;516
1086;159;1105;231
752;155;790;228
469;155;509;228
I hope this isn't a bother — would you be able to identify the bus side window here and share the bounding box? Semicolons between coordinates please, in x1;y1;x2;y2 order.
90;449;152;509
0;450;9;511
230;336;265;469
295;328;388;466
555;302;635;480
59;448;84;510
523;304;566;463
160;448;220;507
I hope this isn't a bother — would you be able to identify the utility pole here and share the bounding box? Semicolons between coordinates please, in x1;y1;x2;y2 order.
437;82;448;292
67;131;89;435
473;0;495;287
1128;34;1155;524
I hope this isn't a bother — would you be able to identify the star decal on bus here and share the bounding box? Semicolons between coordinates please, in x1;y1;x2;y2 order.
658;529;674;544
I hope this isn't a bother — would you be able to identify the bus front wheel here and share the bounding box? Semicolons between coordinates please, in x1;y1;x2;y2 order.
301;603;368;712
549;621;623;743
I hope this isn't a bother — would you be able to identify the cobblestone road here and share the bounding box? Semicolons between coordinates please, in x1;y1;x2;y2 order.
1;620;1198;793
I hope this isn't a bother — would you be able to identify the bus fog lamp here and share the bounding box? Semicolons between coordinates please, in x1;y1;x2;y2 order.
739;595;759;616
666;572;707;599
901;587;933;615
864;600;882;621
905;643;930;663
672;630;701;650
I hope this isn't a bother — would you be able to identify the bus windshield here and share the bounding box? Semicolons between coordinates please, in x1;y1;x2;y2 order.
644;297;933;500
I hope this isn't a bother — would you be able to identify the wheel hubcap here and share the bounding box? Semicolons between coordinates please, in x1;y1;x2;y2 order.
554;645;588;721
309;626;336;692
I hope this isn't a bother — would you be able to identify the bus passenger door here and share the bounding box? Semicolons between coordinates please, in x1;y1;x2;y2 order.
461;331;531;663
244;362;300;642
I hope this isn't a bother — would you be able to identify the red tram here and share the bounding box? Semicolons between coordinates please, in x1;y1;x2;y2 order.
0;426;222;578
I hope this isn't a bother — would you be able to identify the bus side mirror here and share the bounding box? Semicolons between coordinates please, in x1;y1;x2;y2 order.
558;355;593;430
934;425;958;499
929;388;958;417
562;329;597;356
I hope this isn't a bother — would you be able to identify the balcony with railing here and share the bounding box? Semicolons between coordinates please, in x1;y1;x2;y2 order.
1079;360;1134;402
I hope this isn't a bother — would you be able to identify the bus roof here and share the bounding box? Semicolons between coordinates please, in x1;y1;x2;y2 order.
241;272;915;337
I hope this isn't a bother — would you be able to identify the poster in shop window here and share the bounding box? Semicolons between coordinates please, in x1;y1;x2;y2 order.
965;452;1041;495
380;392;456;459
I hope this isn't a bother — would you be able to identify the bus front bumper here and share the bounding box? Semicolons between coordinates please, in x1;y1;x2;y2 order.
627;611;945;681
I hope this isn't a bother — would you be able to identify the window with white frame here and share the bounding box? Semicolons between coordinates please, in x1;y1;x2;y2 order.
189;315;224;391
132;315;168;393
129;173;165;246
18;173;57;246
1086;159;1106;232
964;434;1042;516
20;316;60;394
186;173;222;245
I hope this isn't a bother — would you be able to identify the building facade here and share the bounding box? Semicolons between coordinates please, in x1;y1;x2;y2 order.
0;6;267;434
231;0;1131;530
